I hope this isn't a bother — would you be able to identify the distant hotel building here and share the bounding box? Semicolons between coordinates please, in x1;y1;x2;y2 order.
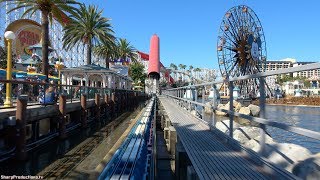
266;58;319;78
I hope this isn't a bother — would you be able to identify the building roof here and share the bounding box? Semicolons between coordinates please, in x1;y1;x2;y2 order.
66;64;109;71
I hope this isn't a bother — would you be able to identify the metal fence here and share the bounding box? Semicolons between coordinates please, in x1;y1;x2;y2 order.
162;62;320;154
0;79;143;108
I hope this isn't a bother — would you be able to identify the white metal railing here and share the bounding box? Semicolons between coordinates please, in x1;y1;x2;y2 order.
162;62;320;155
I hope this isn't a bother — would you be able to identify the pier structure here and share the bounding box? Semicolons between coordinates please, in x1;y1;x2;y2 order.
0;79;147;161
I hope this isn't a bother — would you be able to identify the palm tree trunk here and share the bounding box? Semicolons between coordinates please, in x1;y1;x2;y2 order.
87;40;92;65
41;11;49;81
105;58;109;69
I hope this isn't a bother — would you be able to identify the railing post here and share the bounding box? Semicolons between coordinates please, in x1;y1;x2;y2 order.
259;77;266;155
59;94;67;139
105;94;110;121
229;81;234;138
202;86;205;119
95;93;101;122
111;92;116;117
15;96;27;160
81;94;87;128
212;85;217;127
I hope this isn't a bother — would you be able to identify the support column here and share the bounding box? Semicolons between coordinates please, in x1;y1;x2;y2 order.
59;95;67;139
15;96;27;160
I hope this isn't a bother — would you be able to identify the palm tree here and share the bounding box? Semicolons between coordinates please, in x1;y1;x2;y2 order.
94;39;117;69
63;4;115;65
116;38;137;65
178;64;184;70
4;0;79;80
170;63;177;70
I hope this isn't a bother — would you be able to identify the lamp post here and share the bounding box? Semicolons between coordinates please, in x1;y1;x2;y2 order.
54;60;64;85
3;31;16;108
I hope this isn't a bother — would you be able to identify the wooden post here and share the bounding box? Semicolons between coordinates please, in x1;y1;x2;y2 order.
15;96;27;160
81;94;87;128
95;93;101;122
59;94;67;139
111;92;116;118
105;94;110;121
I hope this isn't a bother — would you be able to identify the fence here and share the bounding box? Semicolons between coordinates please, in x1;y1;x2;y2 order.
163;62;320;154
0;79;144;108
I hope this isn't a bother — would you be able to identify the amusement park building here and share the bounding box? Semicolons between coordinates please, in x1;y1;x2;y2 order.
266;58;320;78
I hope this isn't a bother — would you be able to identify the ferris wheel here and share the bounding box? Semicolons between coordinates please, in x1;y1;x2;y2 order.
217;5;267;97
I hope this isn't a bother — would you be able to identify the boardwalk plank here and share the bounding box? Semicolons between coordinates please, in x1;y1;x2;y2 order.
159;96;274;180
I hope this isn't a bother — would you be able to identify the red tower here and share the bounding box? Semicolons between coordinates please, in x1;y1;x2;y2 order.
148;34;160;79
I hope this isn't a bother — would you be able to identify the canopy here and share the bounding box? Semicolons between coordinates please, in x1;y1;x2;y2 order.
49;75;60;81
27;72;46;80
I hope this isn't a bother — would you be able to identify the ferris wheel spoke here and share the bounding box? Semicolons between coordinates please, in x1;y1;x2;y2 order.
220;27;238;45
225;19;241;42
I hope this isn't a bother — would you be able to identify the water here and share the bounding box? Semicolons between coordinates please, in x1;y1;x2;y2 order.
0;124;97;175
265;105;320;154
196;98;320;153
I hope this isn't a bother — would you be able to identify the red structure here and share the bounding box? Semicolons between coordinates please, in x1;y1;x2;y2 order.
148;34;160;76
137;51;174;84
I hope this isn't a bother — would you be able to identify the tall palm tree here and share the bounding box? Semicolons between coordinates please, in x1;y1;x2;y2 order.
4;0;79;80
94;39;117;69
178;64;184;70
170;63;177;70
116;38;137;65
63;4;115;65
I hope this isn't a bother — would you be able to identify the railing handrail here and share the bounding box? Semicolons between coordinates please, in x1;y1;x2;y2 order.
0;79;140;92
165;62;320;90
164;93;320;140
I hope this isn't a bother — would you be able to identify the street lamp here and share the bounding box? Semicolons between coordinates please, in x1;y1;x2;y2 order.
3;31;16;108
54;60;64;85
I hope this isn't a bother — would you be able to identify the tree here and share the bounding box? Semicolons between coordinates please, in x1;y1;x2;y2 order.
63;4;115;65
129;62;147;85
94;39;117;69
170;63;177;70
0;46;15;69
116;38;137;65
178;64;184;70
0;46;7;69
4;0;79;80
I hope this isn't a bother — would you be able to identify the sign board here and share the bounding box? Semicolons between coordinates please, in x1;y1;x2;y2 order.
5;19;41;60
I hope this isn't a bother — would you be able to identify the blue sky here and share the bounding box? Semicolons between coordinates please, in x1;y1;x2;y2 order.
79;0;320;69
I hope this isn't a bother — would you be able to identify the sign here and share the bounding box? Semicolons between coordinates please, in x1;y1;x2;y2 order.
5;19;41;60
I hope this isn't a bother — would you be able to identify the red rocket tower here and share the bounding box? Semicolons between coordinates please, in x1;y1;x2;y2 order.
147;34;160;94
148;34;160;78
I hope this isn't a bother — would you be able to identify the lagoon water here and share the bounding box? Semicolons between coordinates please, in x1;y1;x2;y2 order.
265;105;320;154
200;102;320;153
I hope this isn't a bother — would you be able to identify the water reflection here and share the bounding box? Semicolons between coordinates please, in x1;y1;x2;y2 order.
0;122;98;175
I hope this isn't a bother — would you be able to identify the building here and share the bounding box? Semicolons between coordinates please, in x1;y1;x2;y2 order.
266;58;320;78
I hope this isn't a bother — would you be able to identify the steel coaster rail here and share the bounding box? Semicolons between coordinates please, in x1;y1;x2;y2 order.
163;62;320;154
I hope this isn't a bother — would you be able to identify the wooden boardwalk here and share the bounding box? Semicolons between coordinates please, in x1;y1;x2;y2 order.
158;96;296;180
